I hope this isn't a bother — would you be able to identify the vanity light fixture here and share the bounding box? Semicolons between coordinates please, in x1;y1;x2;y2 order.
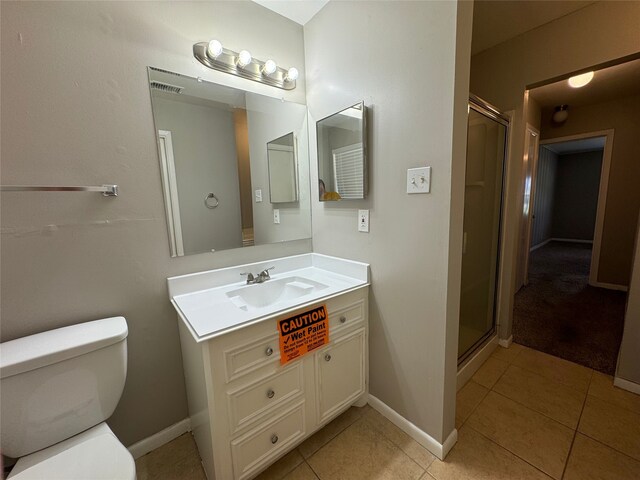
568;71;594;88
193;40;298;90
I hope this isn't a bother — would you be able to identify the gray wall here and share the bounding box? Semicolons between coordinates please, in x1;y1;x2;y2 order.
552;150;602;241
305;0;472;445
0;0;309;447
152;96;243;253
531;147;558;247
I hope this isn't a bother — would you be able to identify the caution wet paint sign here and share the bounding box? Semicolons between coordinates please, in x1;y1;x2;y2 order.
277;305;329;365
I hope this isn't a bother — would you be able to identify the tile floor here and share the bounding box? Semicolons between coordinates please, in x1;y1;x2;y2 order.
136;343;640;479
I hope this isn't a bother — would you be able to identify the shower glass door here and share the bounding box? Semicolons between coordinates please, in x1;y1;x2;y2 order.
458;97;508;363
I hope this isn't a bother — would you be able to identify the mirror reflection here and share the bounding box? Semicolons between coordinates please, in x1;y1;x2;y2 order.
316;102;367;201
267;133;298;203
148;67;311;257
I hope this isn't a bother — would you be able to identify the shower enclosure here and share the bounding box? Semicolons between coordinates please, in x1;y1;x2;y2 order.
458;95;509;364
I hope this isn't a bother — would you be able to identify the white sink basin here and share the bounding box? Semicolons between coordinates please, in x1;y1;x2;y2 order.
168;254;370;341
226;276;329;311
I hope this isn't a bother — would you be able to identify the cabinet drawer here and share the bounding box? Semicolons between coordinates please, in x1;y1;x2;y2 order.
223;332;280;383
231;402;305;480
328;298;365;335
228;363;303;434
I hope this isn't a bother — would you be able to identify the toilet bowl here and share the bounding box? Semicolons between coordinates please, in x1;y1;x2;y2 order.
0;317;136;479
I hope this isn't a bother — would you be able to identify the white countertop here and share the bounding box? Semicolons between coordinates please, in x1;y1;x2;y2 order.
168;254;369;342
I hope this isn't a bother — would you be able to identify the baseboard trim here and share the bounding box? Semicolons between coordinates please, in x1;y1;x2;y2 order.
128;418;191;459
457;335;498;391
498;335;513;348
368;394;457;460
551;238;594;244
530;239;551;252
614;377;640;395
590;281;628;292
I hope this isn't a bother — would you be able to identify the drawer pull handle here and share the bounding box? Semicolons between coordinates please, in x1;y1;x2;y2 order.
271;434;278;444
324;353;332;362
265;347;274;356
266;389;275;399
339;315;347;324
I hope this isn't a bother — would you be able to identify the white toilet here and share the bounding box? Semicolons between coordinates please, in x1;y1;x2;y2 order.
0;317;136;479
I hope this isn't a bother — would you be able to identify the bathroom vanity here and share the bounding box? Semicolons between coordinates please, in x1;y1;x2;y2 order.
169;254;369;480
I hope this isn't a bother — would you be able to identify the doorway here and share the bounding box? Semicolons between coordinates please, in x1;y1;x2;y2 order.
513;131;628;374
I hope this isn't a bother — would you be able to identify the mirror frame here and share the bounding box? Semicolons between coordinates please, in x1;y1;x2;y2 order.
315;101;367;202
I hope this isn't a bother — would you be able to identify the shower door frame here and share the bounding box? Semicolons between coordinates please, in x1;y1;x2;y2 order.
458;95;511;365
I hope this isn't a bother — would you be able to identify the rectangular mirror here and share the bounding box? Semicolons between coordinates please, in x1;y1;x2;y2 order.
148;67;311;257
316;102;367;201
267;132;298;203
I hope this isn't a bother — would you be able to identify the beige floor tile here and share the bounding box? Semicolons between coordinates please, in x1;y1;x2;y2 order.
490;342;524;364
466;391;573;479
588;371;640;415
564;434;640;480
493;364;585;429
307;418;424;480
134;433;206;480
471;357;509;389
512;347;592;393
298;405;367;458
427;426;550;480
455;381;489;429
282;462;319;480
363;408;436;469
578;395;640;461
255;449;304;480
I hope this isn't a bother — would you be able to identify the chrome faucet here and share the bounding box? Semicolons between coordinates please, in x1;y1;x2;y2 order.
240;266;274;284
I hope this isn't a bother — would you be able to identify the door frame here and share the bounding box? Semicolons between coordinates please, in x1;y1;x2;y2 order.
537;129;616;290
520;124;540;287
158;130;185;257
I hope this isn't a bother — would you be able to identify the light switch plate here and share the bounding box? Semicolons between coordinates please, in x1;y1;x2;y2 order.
407;167;431;194
273;209;280;224
358;209;369;232
255;189;263;202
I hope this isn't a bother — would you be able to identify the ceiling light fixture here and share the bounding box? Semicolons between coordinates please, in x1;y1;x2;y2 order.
568;71;594;88
193;41;297;90
553;104;569;123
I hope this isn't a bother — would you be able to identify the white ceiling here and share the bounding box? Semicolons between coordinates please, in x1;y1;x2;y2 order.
529;58;640;109
472;0;595;55
252;0;329;25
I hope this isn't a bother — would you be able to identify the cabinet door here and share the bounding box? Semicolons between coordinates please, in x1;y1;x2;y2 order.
315;328;366;424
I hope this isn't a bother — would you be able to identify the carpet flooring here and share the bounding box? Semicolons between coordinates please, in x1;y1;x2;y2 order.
513;241;627;375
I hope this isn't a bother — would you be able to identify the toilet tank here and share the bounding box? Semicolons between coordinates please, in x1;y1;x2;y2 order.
0;317;128;458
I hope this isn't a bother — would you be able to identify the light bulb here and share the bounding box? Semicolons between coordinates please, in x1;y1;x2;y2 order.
207;39;223;59
553;105;569;123
568;71;594;88
285;67;299;82
262;59;277;75
237;50;252;67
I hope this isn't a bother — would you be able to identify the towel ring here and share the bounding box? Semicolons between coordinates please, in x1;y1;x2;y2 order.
204;192;219;209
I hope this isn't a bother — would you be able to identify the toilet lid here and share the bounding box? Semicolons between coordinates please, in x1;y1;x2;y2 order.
8;424;136;480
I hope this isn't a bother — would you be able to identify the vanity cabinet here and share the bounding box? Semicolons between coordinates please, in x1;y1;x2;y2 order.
178;287;369;480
